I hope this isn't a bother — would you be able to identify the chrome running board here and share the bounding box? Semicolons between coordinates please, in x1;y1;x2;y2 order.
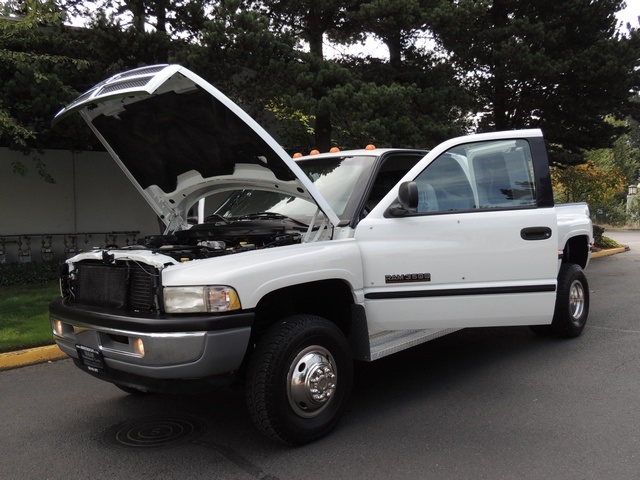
368;328;461;361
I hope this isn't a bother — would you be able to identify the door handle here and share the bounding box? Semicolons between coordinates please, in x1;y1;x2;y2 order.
521;227;552;240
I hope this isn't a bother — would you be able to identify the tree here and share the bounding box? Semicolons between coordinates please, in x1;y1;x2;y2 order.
0;0;92;180
64;0;199;36
210;0;471;152
348;0;431;68
62;0;199;66
428;0;640;165
332;0;473;148
553;160;625;204
0;0;468;160
258;0;361;150
552;156;627;224
609;115;640;189
551;113;640;225
10;0;637;167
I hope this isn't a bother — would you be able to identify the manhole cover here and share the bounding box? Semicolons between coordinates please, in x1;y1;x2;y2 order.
104;416;206;449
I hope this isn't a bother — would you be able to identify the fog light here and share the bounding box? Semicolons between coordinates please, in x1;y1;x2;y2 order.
53;320;64;337
133;338;145;357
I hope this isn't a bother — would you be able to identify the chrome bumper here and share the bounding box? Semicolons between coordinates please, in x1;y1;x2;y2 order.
50;298;252;380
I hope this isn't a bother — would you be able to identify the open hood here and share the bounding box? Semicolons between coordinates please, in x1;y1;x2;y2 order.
55;64;340;231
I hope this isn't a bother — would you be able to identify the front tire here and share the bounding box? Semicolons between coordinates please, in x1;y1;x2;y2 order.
245;315;353;445
551;263;589;338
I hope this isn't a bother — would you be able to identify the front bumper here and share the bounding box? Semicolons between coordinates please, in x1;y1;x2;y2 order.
49;297;253;389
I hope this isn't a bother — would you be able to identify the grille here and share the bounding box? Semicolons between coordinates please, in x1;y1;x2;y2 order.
127;263;157;311
73;262;159;313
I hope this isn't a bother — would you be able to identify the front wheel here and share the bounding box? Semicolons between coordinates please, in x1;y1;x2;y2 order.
245;315;353;445
551;263;589;338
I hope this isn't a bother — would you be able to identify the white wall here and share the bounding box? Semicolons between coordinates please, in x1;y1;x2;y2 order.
0;148;160;262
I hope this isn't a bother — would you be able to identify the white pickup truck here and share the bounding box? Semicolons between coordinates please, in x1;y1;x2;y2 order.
50;65;592;445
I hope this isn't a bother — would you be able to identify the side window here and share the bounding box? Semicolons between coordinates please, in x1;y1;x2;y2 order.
414;139;536;213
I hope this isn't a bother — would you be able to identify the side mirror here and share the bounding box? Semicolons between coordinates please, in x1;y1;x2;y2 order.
388;181;418;216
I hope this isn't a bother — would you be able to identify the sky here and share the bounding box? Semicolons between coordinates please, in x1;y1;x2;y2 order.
617;1;640;30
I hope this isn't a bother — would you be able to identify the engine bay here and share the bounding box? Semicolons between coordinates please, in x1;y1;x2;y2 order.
122;215;306;262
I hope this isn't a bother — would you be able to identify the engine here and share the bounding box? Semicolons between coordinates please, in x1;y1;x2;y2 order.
128;216;303;262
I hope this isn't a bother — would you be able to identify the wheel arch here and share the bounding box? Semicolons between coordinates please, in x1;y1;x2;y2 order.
562;234;590;269
252;279;357;339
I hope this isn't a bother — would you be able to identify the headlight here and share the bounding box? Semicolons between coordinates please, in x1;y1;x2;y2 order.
163;286;241;313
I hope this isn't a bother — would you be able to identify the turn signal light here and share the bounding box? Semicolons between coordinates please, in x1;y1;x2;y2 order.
133;338;145;357
53;320;64;337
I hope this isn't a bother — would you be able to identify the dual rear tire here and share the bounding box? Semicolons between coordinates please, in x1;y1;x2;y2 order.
531;263;589;338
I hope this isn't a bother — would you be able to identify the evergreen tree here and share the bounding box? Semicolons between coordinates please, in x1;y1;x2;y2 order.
428;0;640;165
258;0;360;150
348;0;431;68
219;0;471;152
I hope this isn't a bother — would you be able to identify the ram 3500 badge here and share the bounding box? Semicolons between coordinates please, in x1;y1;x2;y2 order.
50;64;593;445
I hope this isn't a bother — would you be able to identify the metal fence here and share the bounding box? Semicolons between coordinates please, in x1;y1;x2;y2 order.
0;231;140;264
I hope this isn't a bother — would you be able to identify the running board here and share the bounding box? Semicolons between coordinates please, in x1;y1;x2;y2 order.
368;328;461;361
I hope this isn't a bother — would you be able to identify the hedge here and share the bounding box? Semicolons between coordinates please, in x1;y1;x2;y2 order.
0;261;63;287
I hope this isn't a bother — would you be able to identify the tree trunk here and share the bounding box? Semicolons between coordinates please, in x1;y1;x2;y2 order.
305;2;325;58
490;0;509;130
385;34;403;69
154;1;167;34
314;109;332;152
306;6;331;150
126;0;146;33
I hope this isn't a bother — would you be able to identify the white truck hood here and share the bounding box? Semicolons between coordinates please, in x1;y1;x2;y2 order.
54;64;340;231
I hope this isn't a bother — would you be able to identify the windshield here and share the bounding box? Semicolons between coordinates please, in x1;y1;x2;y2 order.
208;155;376;223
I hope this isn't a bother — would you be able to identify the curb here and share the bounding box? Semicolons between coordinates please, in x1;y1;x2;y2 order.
0;344;67;371
0;246;630;372
590;245;629;259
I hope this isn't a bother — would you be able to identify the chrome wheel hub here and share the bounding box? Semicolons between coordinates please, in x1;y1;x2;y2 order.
569;279;585;322
287;346;337;418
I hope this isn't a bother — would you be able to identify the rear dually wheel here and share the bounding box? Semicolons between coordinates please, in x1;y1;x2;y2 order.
550;263;589;337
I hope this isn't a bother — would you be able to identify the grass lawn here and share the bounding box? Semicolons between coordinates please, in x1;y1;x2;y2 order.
0;281;59;353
